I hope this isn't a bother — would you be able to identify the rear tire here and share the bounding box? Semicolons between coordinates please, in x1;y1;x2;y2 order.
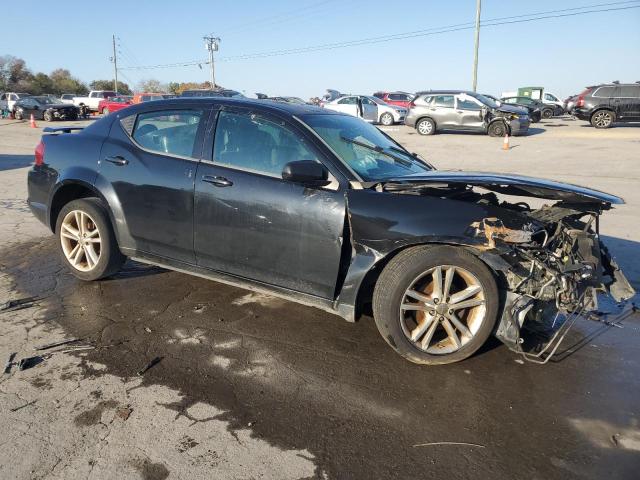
591;110;615;129
55;198;125;281
488;121;507;137
14;110;23;120
416;117;436;135
372;245;499;365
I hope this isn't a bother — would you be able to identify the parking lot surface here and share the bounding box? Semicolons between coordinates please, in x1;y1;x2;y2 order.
1;117;639;479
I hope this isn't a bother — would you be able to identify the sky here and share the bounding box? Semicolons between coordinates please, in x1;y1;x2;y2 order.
3;0;640;99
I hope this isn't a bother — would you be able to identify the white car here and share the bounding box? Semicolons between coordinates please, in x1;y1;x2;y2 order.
0;92;31;112
323;95;406;126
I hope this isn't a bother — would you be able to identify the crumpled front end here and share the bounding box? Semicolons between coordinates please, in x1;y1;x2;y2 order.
471;204;636;352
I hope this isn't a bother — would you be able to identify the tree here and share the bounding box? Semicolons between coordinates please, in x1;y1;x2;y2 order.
0;55;33;91
89;79;132;95
167;82;181;95
30;72;54;95
50;69;88;95
137;78;166;93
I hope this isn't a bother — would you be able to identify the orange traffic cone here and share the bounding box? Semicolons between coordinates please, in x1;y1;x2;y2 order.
502;133;509;151
29;114;37;128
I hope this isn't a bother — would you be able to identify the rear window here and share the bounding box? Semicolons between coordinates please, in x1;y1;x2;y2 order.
593;86;616;98
433;95;455;108
129;110;203;158
388;94;410;101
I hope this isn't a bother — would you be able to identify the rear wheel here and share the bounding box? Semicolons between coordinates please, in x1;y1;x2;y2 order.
379;112;394;126
55;198;125;281
416;117;435;135
488;121;507;137
591;110;615;129
372;245;499;365
14;110;23;120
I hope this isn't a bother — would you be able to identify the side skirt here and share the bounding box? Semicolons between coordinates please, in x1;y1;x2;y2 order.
129;252;352;321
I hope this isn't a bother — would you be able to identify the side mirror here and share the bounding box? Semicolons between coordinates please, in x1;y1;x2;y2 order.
282;160;331;188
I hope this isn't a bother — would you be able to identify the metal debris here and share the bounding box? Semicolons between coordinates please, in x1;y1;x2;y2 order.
412;442;486;448
18;356;45;371
35;338;80;351
10;400;37;412
0;296;38;313
3;352;16;374
137;356;163;376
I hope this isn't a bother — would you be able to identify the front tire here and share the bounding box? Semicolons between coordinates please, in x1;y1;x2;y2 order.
488;121;507;137
372;245;499;365
542;108;553;119
55;198;125;281
591;110;615;129
416;117;436;135
379;112;394;126
44;111;53;122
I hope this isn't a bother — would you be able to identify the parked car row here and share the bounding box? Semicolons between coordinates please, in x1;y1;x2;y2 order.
565;81;640;128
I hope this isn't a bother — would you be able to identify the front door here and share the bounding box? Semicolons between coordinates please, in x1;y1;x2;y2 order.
612;85;640;119
98;106;208;262
360;96;378;123
455;94;485;130
194;108;346;299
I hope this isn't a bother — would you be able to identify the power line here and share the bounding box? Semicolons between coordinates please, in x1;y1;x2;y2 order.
118;1;640;71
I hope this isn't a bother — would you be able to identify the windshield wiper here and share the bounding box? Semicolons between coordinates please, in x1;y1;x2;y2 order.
339;136;413;167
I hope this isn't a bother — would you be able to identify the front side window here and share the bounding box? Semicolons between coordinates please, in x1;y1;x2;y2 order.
213;111;319;177
433;95;454;108
131;110;202;158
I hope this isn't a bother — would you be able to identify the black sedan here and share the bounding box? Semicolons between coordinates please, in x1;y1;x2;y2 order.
500;96;555;119
484;94;541;123
26;98;634;364
13;96;79;121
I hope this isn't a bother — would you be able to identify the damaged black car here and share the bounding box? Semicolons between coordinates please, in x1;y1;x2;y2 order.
27;98;635;364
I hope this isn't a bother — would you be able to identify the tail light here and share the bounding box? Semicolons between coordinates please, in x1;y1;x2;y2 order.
34;140;45;166
408;100;416;109
576;88;592;108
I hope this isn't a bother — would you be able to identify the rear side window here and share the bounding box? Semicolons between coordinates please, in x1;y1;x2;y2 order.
338;97;357;105
130;110;203;158
593;86;616;98
618;85;640;98
213;111;319;177
433;95;454;108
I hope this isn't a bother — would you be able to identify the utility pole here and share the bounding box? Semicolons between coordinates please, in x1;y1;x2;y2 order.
111;34;119;94
203;35;220;89
472;0;482;92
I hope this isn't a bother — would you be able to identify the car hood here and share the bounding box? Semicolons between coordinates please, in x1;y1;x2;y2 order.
497;104;527;114
381;171;624;205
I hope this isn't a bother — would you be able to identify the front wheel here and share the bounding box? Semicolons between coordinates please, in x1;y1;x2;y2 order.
488;121;507;137
379;112;394;126
55;198;126;281
591;110;615;129
14;110;23;120
542;108;553;119
416;118;435;135
43;111;53;122
372;245;499;365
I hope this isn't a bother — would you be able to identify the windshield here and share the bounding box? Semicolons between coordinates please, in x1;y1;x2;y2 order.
302;114;432;181
33;96;57;105
470;92;498;109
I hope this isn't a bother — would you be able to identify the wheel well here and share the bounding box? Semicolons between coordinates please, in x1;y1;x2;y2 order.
49;184;99;231
353;242;506;320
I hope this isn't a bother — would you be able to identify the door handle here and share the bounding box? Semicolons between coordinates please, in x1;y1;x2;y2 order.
104;155;129;166
202;175;233;187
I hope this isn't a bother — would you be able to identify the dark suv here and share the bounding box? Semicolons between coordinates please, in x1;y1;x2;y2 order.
573;83;640;128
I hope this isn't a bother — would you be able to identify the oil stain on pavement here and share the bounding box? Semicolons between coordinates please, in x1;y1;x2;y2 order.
2;238;640;479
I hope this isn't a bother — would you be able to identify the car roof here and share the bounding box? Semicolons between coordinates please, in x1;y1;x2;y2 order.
121;97;341;117
415;90;476;96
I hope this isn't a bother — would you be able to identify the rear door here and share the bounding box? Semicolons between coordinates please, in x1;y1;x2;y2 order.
613;85;640;119
193;107;346;298
332;96;358;116
431;94;457;128
98;105;208;262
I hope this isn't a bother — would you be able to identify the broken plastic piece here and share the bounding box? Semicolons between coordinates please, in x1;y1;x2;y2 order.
18;356;44;371
35;338;80;351
0;296;38;313
3;353;16;374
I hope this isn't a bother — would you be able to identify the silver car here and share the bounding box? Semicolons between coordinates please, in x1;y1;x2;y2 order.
405;90;530;137
323;95;407;126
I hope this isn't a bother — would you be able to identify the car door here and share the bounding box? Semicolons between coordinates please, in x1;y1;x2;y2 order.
193;107;347;299
430;94;457;128
332;96;358;117
612;85;640;119
18;98;38;118
455;94;484;130
360;96;378;123
97;105;208;262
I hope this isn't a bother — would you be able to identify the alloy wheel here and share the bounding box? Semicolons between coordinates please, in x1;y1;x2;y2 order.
593;111;612;128
381;113;393;126
399;265;486;354
60;210;102;272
